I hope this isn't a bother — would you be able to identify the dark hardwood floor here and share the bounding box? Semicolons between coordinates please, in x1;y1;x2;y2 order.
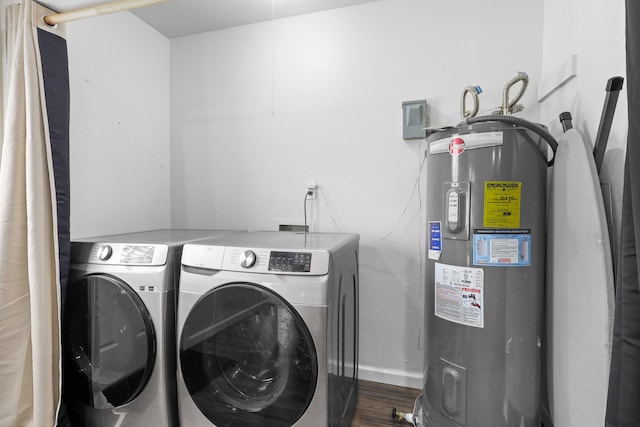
59;379;420;427
352;380;421;427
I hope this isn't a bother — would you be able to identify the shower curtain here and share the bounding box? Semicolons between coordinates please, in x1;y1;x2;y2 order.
606;1;640;426
0;0;70;426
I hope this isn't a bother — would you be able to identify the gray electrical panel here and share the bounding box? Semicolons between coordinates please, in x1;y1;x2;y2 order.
402;100;428;139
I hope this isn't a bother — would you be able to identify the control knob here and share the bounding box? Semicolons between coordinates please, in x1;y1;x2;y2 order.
239;250;257;268
97;245;113;261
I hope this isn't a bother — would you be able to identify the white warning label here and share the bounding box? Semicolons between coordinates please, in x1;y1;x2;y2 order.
434;263;484;328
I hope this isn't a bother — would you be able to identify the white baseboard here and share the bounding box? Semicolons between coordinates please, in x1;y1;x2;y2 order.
358;364;423;389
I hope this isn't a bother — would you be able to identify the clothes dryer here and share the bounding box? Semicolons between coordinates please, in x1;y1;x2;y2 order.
177;231;359;427
62;229;240;427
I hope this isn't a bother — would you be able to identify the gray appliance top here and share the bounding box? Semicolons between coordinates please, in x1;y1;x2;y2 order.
73;229;242;246
188;231;359;251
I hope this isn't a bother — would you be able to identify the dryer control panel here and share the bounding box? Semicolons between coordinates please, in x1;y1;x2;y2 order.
71;242;170;266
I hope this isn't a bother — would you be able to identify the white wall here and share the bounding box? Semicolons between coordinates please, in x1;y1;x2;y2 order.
170;0;544;387
540;0;627;259
66;12;171;238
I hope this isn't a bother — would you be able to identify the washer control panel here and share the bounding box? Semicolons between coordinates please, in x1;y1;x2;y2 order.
239;250;257;268
216;247;330;275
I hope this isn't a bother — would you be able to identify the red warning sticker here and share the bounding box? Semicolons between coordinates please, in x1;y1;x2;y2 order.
449;137;465;155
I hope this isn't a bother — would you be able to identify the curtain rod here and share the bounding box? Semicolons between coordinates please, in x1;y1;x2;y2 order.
43;0;169;26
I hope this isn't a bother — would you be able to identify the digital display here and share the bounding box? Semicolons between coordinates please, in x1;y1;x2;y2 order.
269;251;312;272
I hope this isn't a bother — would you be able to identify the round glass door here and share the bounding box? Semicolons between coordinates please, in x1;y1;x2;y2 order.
180;283;318;427
62;274;156;409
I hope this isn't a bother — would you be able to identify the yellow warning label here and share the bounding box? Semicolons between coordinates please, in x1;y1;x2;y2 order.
483;181;521;228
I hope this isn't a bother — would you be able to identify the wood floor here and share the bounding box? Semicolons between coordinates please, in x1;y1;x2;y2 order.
352;380;421;426
59;379;420;427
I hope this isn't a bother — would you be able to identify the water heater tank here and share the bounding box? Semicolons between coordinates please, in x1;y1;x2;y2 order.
418;119;556;427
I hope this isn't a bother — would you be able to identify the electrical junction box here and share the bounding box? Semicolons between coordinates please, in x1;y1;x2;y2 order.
402;99;428;140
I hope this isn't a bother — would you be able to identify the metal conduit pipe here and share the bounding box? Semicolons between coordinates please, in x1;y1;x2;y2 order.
465;115;559;166
460;85;482;120
502;72;529;115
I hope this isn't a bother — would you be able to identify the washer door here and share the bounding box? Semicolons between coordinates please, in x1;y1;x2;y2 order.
62;273;156;409
180;283;318;426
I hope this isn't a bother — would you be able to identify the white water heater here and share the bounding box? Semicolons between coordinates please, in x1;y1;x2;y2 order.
417;116;557;427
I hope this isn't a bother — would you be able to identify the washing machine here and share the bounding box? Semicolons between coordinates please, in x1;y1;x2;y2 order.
62;229;241;427
176;231;360;427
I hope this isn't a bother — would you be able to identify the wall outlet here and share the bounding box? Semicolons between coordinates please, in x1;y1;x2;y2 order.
306;180;317;200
